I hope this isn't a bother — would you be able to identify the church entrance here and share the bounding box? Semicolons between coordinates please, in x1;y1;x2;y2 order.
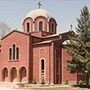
11;67;17;82
2;68;8;82
41;59;45;84
19;67;27;82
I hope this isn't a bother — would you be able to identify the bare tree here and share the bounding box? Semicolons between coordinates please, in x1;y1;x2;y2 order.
0;22;12;38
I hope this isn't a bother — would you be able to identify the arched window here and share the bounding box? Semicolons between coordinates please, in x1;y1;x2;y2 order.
16;47;19;59
41;59;44;71
27;22;29;32
9;48;12;60
13;44;15;60
9;45;20;61
51;23;54;32
39;21;43;31
0;45;1;52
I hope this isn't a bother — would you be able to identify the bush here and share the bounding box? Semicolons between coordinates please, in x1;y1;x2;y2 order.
78;80;83;85
65;80;69;85
41;78;45;84
32;78;37;84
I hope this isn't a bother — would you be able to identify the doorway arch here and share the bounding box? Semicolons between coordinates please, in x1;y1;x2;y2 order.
19;67;27;82
10;67;17;82
2;68;8;82
40;59;46;84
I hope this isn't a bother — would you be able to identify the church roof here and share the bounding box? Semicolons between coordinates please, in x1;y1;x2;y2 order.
33;38;61;45
1;30;29;40
26;9;51;20
42;34;60;38
33;40;52;45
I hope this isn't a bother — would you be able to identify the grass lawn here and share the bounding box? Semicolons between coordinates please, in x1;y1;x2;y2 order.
31;87;75;90
17;86;90;90
17;87;72;90
1;86;90;90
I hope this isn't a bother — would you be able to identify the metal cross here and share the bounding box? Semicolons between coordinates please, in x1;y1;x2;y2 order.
37;1;42;9
70;24;73;31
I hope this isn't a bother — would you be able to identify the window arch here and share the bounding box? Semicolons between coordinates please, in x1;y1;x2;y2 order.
9;45;19;60
41;59;44;71
39;21;43;31
13;44;15;60
27;22;29;32
9;48;12;60
51;23;54;32
16;47;19;59
0;45;1;53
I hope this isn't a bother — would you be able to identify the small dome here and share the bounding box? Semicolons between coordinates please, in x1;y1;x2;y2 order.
26;9;51;20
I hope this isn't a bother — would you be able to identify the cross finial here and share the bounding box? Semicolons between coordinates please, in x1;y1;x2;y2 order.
70;24;73;31
37;1;42;9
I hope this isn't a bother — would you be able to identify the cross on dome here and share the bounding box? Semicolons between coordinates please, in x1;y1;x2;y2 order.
37;1;42;9
70;24;73;31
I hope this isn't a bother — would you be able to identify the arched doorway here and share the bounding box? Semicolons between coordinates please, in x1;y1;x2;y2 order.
11;67;17;82
19;67;27;82
2;68;8;82
40;59;45;84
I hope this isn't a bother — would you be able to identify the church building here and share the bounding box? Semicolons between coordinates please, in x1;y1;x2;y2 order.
0;6;77;84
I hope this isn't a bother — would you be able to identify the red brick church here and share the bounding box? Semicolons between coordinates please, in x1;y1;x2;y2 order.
0;7;77;84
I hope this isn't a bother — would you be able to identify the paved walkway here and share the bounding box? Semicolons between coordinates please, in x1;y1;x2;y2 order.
0;83;83;90
0;87;12;90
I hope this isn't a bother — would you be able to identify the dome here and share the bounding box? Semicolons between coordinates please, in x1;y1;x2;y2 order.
26;9;51;20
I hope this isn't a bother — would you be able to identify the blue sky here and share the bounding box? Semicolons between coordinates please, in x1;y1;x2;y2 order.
0;0;90;33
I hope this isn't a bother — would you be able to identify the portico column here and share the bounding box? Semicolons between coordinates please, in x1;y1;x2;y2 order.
0;69;3;81
27;67;30;83
17;69;20;82
8;69;11;82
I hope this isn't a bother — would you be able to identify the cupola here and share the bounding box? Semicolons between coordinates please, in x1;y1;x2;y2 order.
23;4;57;34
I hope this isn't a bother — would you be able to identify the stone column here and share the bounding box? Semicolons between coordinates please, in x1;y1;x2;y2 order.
17;69;20;83
0;69;3;81
8;69;11;82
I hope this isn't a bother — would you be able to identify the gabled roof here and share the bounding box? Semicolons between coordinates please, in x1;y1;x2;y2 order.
42;34;60;38
60;31;75;35
1;30;29;40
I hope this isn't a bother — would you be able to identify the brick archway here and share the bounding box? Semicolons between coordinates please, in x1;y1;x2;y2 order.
39;58;46;84
19;67;27;82
2;68;8;82
10;67;17;82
